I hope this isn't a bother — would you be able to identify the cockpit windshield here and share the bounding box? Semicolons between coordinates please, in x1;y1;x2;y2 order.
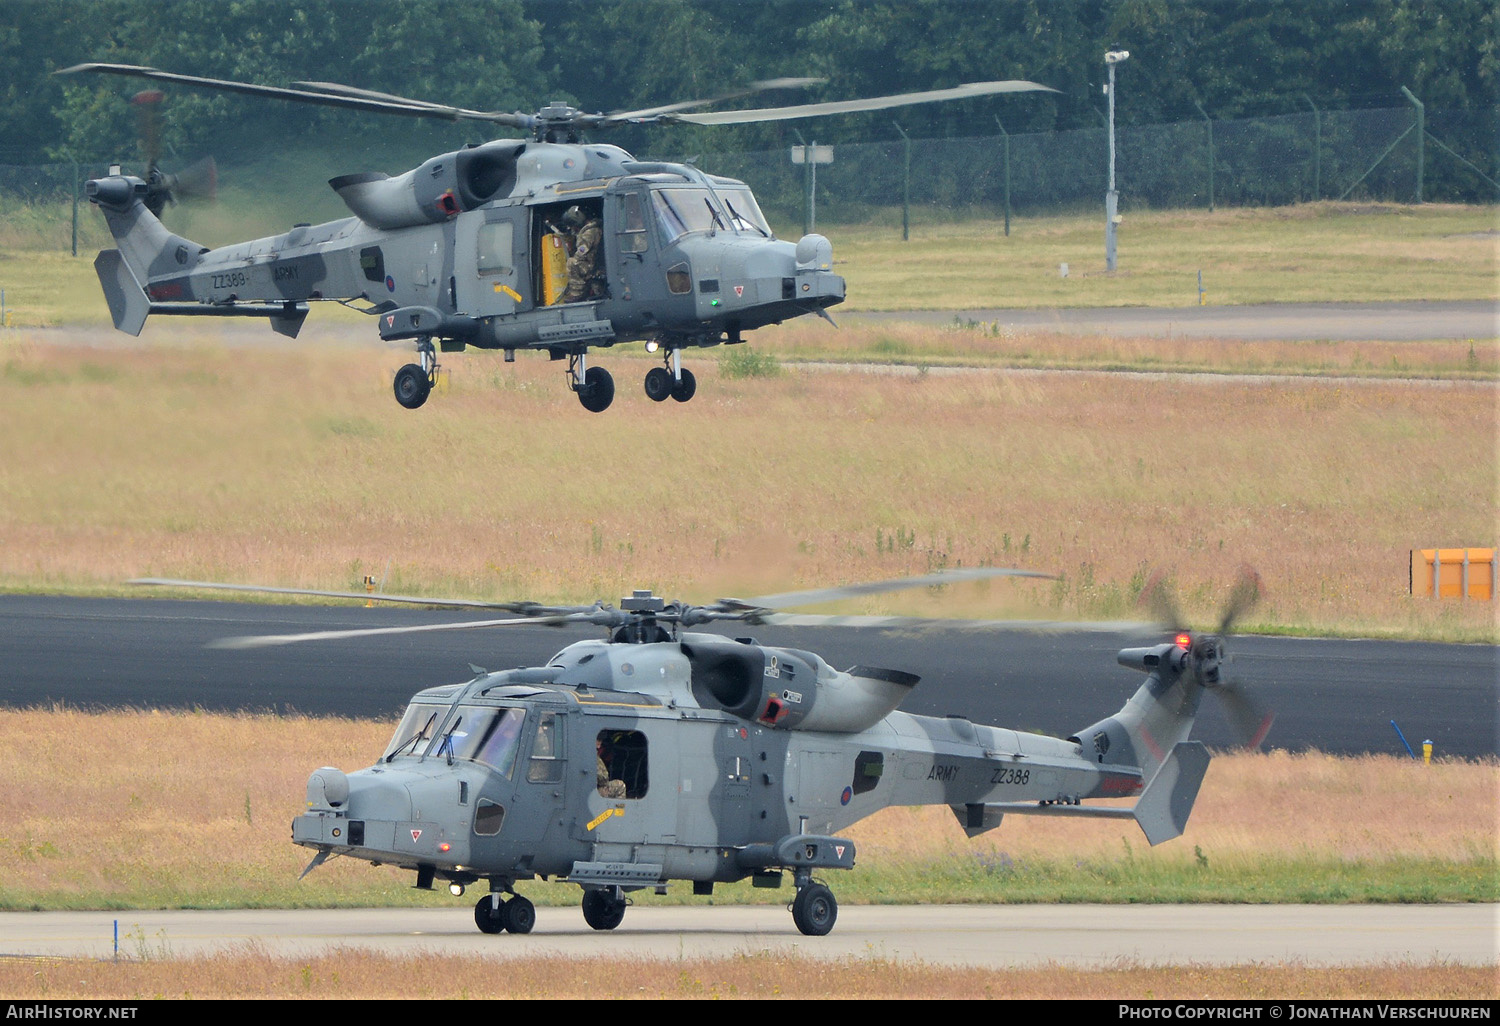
650;187;721;243
383;702;447;761
717;186;773;237
436;706;527;777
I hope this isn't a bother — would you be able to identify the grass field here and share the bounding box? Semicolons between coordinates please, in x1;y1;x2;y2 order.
0;334;1492;641
3;953;1491;1000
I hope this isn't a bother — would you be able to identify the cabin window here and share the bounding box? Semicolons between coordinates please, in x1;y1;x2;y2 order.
596;729;648;799
476;221;514;277
473;799;505;836
665;262;691;295
853;751;884;796
617;193;648;253
359;246;386;284
527;711;565;783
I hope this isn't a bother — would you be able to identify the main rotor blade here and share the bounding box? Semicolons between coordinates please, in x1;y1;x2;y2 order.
57;63;529;128
727;566;1054;612
128;577;580;616
606;77;828;122
210;612;595;650
292;80;529;126
668;79;1058;126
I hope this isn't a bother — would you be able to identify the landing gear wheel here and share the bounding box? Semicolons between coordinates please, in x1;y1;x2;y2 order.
394;363;431;409
577;366;615;413
791;882;837;936
644;366;673;402
474;895;506;934
670;367;697;403
501;895;536;935
581;888;627;931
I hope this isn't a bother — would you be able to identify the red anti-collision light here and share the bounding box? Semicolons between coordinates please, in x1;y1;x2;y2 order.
1174;633;1192;649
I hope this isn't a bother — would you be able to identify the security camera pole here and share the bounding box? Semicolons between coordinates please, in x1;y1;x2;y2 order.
1104;48;1130;271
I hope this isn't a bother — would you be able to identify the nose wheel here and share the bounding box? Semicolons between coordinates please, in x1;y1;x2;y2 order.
393;337;438;410
473;892;536;935
643;352;696;404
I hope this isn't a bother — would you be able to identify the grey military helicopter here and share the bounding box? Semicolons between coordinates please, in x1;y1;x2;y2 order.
63;63;1055;412
132;566;1272;936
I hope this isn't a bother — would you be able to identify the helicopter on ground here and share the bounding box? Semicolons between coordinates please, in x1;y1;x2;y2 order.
132;566;1272;937
63;63;1055;412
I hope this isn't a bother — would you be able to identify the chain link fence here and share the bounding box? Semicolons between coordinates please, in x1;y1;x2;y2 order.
680;107;1495;229
2;107;1493;251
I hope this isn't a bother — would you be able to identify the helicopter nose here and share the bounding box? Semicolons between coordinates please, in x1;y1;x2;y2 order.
795;233;833;271
305;766;349;811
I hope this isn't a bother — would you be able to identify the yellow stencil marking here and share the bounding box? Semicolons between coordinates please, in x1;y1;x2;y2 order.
493;283;522;302
587;806;623;831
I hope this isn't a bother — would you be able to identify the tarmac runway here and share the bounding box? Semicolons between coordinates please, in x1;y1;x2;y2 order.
2;904;1493;967
848;299;1498;341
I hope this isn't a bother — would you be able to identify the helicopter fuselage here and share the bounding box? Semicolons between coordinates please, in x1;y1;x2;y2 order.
290;631;1172;906
87;140;845;412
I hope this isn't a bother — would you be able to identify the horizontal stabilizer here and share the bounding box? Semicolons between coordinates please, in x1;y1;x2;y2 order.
147;301;310;338
94;249;149;336
954;741;1210;845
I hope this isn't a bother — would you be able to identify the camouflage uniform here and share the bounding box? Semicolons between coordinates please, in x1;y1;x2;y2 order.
596;753;627;799
559;214;604;303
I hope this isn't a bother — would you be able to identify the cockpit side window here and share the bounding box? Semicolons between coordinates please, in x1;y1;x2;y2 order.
527;711;565;783
617;193;648;254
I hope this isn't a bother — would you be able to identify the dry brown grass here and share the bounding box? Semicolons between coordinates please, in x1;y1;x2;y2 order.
1;949;1492;999
1;331;1493;640
3;708;1494;909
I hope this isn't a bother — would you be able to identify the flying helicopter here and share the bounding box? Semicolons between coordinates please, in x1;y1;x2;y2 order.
62;63;1056;412
131;565;1272;937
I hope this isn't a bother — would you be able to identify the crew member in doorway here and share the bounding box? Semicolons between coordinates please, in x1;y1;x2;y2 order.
559;205;604;303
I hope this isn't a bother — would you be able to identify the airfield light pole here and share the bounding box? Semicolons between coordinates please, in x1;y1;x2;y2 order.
1104;48;1129;271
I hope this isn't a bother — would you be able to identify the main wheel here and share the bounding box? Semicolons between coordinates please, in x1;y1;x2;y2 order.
474;895;506;934
581;888;627;931
670;367;697;403
791;882;837;936
393;363;431;409
501;895;536;935
644;366;673;402
577;366;615;413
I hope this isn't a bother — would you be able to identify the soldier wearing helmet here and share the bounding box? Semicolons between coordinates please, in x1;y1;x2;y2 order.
559;204;604;303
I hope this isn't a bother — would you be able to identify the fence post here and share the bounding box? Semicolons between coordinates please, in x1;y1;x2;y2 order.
893;121;910;241
1303;94;1320;201
1400;86;1424;203
1194;101;1214;211
72;160;79;257
995;116;1011;237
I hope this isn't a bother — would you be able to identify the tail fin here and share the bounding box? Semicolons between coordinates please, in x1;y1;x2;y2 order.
1068;642;1205;781
93;249;150;335
86;172;208;314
